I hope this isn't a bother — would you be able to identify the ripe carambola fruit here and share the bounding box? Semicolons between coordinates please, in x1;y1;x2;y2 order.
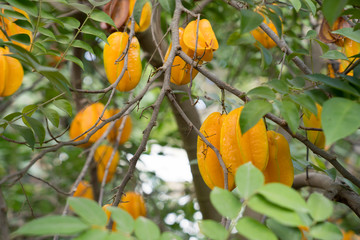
73;181;94;200
339;38;360;76
262;131;294;186
302;103;325;149
0;47;23;97
250;17;279;49
164;28;200;85
0;7;33;51
197;112;228;190
119;192;146;219
183;19;219;62
107;109;132;144
104;32;142;92
69;102;111;148
128;0;152;32
220;107;269;190
94;145;120;183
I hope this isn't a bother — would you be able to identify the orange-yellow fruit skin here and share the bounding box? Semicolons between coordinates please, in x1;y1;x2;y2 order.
119;192;146;219
69;103;111;148
94;145;120;183
73;181;94;200
128;0;152;32
164;28;200;85
339;38;360;76
183;19;219;61
303;104;325;149
107;109;132;144
262;131;294;186
104;32;142;92
0;8;32;51
0;47;23;97
197;112;228;190
250;17;278;49
102;204;117;231
220;107;269;190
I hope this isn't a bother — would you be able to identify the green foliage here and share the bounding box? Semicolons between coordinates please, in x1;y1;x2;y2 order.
240;99;272;134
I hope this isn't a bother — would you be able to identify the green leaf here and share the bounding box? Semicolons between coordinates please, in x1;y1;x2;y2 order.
134;217;160;240
65;55;84;70
280;100;300;134
309;222;343;240
266;219;302;240
24;116;45;145
332;28;360;43
210;187;242;219
321;98;360;146
133;0;148;25
315;39;330;53
39;70;70;95
247;86;276;100
12;216;89;237
259;44;273;68
90;9;116;28
248;194;306;227
236;217;277;240
88;0;112;6
107;207;134;234
73;40;95;55
41;108;60;128
268;79;289;94
266;10;283;38
289;0;301;12
240;9;263;33
321;50;348;60
307;192;333;222
74;228;108;240
322;0;348;26
106;231;133;240
71;3;92;14
240;99;272;134
68;197;107;226
235;162;264;199
82;25;108;44
306;74;360;97
158;0;175;14
303;0;316;16
340;74;360;88
258;183;308;213
1;9;28;20
160;232;182;240
10;124;35;149
4;112;22;122
288;77;305;88
290;94;317;115
59;17;81;29
53;99;72;116
5;0;38;17
305;30;317;40
10;33;30;46
38;27;56;39
198;220;229;240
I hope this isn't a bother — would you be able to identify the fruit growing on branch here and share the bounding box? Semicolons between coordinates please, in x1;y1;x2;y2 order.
73;181;94;200
250;10;280;49
303;103;325;149
69;102;111;147
164;28;201;85
183;19;218;62
103;32;142;92
197;112;228;190
119;191;146;219
262;130;294;186
0;47;23;97
107;109;132;144
94;145;120;183
128;0;152;32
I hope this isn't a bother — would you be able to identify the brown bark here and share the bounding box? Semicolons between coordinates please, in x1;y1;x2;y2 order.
136;2;220;220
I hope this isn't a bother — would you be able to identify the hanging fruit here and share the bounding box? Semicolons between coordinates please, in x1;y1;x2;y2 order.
73;181;94;200
262;131;294;186
103;32;142;92
107;109;132;144
183;19;219;61
0;47;23;97
69;102;111;148
119;192;146;219
94;145;120;183
303;104;325;149
128;0;152;32
197;112;228;190
164;28;200;85
0;7;33;50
